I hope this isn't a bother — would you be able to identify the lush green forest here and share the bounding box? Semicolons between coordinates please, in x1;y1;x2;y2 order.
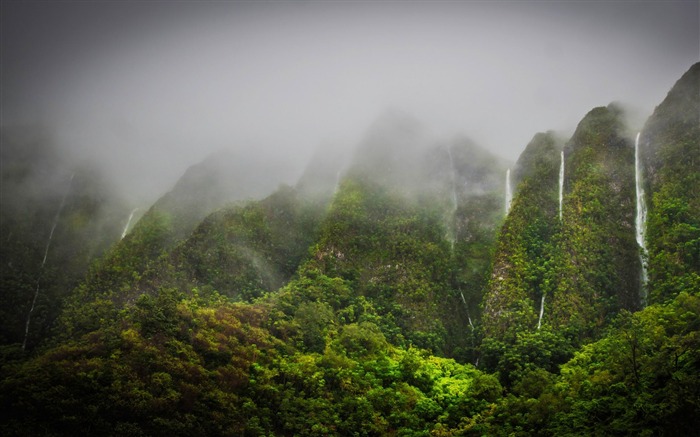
1;64;698;435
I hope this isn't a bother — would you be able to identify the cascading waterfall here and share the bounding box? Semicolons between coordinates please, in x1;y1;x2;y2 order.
559;150;565;221
537;294;545;329
505;168;512;214
460;291;474;329
121;208;140;239
23;173;74;350
635;132;648;293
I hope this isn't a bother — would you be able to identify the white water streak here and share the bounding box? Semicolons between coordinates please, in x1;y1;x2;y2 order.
460;291;474;329
635;132;649;295
334;170;341;195
121;208;140;239
635;133;647;251
559;151;565;222
23;173;74;350
537;294;545;330
447;146;458;213
446;146;459;249
505;169;512;214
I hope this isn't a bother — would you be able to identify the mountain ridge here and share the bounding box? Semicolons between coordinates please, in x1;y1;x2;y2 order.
1;62;698;435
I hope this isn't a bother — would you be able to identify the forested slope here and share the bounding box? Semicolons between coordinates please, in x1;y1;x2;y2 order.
1;63;698;436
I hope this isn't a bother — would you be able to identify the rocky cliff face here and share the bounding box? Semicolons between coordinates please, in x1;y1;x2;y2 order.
640;62;700;304
483;103;643;346
482;131;561;339
548;104;640;338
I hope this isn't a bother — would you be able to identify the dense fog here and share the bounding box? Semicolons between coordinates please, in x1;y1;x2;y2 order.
2;1;698;205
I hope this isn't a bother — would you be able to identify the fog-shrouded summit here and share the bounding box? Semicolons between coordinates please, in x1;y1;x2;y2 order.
2;2;697;205
295;142;349;203
143;147;300;241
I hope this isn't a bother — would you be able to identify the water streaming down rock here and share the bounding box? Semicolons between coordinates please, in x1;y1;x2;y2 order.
634;132;647;248
121;208;140;239
447;146;473;329
460;291;474;329
446;146;458;213
505;168;512;214
23;173;74;350
635;132;649;295
559;150;565;221
445;146;459;249
334;170;341;195
537;294;545;330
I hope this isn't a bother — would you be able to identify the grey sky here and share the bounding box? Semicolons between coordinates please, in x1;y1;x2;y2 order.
2;1;698;204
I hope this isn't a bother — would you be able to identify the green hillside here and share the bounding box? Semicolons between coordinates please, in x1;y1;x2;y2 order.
1;63;698;436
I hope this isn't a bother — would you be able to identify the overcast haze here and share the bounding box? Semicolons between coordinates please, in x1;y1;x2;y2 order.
2;1;698;204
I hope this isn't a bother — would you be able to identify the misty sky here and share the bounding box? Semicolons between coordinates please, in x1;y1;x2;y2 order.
2;1;698;204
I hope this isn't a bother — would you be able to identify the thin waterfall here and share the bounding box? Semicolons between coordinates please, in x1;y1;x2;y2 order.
559;151;565;221
121;208;140;239
635;132;648;293
334;170;341;195
448;146;472;330
446;146;458;249
537;294;545;330
23;173;74;350
460;291;474;329
505;168;512;214
461;289;477;368
447;146;458;213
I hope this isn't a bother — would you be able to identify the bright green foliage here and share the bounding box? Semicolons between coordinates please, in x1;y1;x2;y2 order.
550;292;700;436
1;293;504;436
248;341;500;436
